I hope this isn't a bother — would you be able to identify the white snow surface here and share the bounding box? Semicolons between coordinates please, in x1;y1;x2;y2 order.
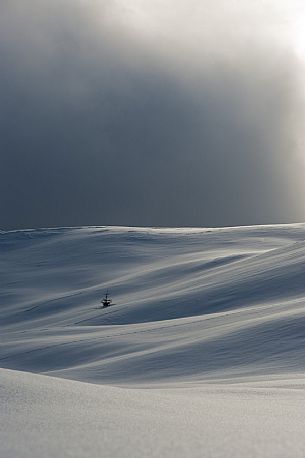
1;224;305;457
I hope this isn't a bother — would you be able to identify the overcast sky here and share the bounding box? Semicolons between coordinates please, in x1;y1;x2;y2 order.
1;0;305;230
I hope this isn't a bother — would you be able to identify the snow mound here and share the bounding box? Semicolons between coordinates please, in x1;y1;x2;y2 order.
2;368;305;458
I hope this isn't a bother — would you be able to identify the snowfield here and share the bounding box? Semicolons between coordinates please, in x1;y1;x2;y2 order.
1;224;305;457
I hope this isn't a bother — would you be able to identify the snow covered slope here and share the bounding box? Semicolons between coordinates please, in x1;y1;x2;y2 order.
1;225;305;457
1;224;305;384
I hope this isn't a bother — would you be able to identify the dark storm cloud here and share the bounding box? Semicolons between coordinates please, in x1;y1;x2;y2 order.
0;0;304;229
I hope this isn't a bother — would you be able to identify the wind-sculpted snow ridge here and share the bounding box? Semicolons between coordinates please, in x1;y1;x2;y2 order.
1;223;305;385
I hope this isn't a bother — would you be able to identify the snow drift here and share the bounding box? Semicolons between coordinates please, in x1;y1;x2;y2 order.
1;224;305;457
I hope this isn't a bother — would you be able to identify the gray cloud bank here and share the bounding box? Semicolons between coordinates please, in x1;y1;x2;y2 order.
1;0;304;229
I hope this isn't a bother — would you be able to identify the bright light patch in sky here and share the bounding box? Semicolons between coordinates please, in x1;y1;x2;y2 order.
294;15;305;61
